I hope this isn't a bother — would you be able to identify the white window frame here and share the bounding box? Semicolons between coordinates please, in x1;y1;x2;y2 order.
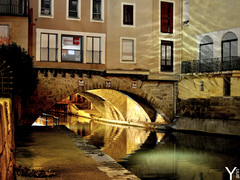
90;0;104;23
36;28;106;64
121;2;136;28
66;0;81;21
120;37;136;63
38;0;54;18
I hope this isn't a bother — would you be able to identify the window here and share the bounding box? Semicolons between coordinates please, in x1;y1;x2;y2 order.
224;77;231;96
0;25;10;45
62;35;83;62
92;0;102;20
183;0;189;26
41;0;52;16
121;38;135;63
200;36;213;60
123;5;133;25
200;81;204;91
161;41;173;71
222;32;238;71
121;3;135;27
161;1;173;33
40;33;58;61
87;36;101;64
68;0;79;18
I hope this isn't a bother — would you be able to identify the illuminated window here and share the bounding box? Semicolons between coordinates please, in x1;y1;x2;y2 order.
61;35;83;62
92;0;102;20
161;1;173;33
40;33;58;61
41;0;52;16
121;38;136;63
161;41;173;71
68;0;80;18
87;36;101;64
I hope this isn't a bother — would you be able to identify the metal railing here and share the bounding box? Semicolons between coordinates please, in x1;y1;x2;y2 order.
181;56;240;74
0;0;28;16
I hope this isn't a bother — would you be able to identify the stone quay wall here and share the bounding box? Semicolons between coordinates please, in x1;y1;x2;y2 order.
175;97;240;135
177;97;240;119
0;98;15;180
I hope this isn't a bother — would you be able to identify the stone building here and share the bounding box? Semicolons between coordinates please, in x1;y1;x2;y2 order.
178;0;240;120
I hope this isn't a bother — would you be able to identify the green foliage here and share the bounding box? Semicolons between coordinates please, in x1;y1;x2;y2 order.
0;43;38;103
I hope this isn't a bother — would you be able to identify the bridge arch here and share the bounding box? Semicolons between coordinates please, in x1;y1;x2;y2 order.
20;70;174;126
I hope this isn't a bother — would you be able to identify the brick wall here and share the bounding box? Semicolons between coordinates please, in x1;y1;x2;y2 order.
0;98;15;180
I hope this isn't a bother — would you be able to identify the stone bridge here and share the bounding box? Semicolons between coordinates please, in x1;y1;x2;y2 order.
20;68;176;126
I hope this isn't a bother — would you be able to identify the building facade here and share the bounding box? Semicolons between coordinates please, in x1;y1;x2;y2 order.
179;0;240;119
29;0;181;80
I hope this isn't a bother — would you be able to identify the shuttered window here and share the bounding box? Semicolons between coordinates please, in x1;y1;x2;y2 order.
122;39;134;62
161;2;173;33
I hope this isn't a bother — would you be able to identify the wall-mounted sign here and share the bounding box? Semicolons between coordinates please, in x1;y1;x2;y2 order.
62;37;80;46
132;82;137;89
78;79;85;87
105;81;111;88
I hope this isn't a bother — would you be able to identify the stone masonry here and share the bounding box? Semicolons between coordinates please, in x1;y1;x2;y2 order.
20;71;176;126
177;97;240;119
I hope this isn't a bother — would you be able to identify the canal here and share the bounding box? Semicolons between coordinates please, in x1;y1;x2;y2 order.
34;113;240;180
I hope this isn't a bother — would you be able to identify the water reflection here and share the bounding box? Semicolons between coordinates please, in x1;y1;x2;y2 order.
34;114;240;180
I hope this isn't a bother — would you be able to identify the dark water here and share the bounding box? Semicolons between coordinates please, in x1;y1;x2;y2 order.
35;113;240;180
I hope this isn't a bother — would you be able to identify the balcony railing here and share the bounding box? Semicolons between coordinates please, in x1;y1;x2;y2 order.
0;0;28;16
181;56;240;74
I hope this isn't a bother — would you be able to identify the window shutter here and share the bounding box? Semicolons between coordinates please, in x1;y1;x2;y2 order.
161;2;173;33
169;3;173;33
161;2;168;33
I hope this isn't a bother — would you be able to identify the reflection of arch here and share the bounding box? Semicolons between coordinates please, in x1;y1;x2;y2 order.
200;36;213;60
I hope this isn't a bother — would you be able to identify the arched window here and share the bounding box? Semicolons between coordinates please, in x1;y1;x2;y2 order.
222;32;238;71
222;32;238;58
200;36;213;60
